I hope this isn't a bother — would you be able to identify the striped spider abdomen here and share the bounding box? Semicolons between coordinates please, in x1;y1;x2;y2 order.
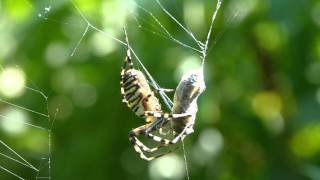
121;68;161;122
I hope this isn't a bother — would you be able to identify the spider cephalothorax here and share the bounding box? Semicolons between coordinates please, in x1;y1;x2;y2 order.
120;30;205;161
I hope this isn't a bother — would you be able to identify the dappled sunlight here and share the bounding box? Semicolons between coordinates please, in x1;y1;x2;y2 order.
71;83;97;108
90;32;118;57
149;154;185;180
254;21;287;53
102;0;136;30
251;91;284;134
291;123;320;158
0;108;29;136
0;19;17;60
192;128;223;166
225;0;259;25
174;55;201;82
45;41;70;68
306;61;320;85
51;68;77;94
183;0;205;36
4;0;33;22
0;67;26;98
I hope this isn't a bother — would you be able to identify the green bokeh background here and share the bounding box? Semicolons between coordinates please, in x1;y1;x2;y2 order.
1;0;320;179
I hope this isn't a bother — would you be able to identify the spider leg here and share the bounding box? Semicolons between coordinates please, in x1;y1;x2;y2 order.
129;124;177;161
120;31;135;107
143;111;189;134
129;124;162;153
143;111;194;146
145;123;193;145
129;113;193;161
144;111;193;136
144;111;193;119
130;124;191;161
123;28;133;68
156;88;175;93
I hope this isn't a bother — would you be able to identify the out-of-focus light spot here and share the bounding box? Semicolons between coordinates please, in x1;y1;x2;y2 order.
303;165;320;180
291;123;320;158
5;0;32;22
0;67;26;98
73;0;99;13
311;2;320;27
316;88;320;105
252;91;282;120
49;95;73;120
0;108;28;136
72;83;97;108
51;68;76;93
183;0;205;35
226;0;259;26
0;23;17;59
62;15;85;40
45;42;69;68
306;62;320;85
192;128;223;165
149;154;185;180
251;91;284;134
199;129;224;154
266;115;284;135
60;15;91;61
90;32;118;57
175;55;201;82
254;22;287;52
102;0;136;29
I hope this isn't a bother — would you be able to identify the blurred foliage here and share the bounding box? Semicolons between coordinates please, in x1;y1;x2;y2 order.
0;0;320;179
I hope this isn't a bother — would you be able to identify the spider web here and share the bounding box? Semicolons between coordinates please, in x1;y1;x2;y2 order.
27;0;223;110
0;65;57;180
64;0;221;111
127;2;222;179
14;0;223;179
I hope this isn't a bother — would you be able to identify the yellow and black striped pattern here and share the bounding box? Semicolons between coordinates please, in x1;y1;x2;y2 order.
120;48;162;121
121;29;202;161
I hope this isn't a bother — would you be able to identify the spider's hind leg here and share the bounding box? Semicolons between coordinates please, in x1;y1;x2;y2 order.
129;124;177;161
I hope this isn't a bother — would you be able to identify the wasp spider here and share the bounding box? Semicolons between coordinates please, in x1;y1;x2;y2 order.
120;30;206;161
